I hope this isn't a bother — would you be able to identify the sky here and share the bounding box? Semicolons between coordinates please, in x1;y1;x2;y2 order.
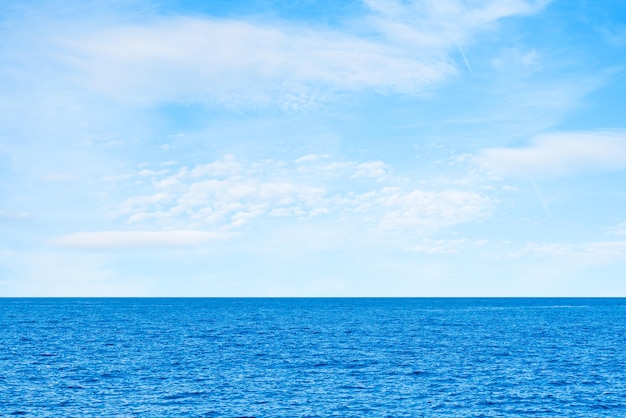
1;0;626;296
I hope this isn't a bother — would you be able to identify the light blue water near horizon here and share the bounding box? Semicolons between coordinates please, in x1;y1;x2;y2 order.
1;298;626;416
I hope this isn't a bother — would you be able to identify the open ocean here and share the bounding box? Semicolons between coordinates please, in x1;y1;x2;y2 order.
1;298;625;416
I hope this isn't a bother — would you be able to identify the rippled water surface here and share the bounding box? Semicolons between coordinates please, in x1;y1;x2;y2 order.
1;298;626;416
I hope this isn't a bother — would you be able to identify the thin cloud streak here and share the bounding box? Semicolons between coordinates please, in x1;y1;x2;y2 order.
50;230;229;249
476;131;626;178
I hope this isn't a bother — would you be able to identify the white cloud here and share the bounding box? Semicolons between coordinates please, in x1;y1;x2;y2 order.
110;155;493;233
405;237;626;264
269;207;307;217
302;160;390;179
507;240;626;264
375;187;493;229
476;131;626;178
491;47;540;72
295;154;331;163
352;161;389;178
409;238;470;254
364;0;549;48
54;1;548;108
61;17;453;108
50;230;228;249
189;157;241;178
614;223;626;236
119;158;330;229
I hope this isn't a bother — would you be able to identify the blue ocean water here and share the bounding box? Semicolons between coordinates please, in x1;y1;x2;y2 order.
1;298;625;416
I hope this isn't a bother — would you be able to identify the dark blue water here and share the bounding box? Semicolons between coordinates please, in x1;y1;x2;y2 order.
1;298;626;416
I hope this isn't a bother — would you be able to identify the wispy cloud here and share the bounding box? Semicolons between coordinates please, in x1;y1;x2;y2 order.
60;17;453;108
295;154;331;163
52;0;549;108
599;25;626;48
364;0;550;48
408;237;626;265
507;240;626;264
611;222;626;236
476;130;626;178
50;230;228;249
409;238;472;254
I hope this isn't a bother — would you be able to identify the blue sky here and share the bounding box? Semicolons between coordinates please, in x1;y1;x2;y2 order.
1;0;626;296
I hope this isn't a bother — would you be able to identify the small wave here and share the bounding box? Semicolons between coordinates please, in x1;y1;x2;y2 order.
163;391;206;400
338;384;368;390
410;370;430;376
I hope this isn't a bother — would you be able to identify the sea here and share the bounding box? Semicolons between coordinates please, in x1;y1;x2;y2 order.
1;298;625;417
